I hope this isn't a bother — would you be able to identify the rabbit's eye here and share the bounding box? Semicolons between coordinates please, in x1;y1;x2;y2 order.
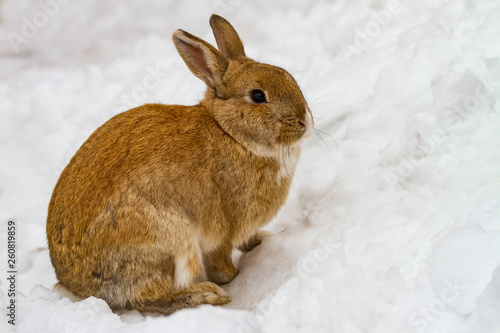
250;89;268;104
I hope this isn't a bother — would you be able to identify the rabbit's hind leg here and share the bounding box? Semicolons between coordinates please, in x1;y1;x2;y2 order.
129;281;230;315
122;229;230;314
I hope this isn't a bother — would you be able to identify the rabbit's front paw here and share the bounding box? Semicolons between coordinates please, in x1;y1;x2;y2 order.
204;246;238;284
238;230;273;252
206;265;238;285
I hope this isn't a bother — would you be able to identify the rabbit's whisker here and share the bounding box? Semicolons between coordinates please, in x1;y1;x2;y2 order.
313;128;338;161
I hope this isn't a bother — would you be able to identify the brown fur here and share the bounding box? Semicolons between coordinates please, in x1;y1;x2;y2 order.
46;14;314;314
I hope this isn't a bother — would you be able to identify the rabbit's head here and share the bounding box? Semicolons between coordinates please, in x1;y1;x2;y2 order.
173;15;313;158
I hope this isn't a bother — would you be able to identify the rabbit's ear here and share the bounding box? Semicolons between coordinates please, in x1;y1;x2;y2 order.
209;15;246;60
172;29;228;89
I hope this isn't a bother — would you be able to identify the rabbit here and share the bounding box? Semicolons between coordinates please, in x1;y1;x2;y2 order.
46;14;313;315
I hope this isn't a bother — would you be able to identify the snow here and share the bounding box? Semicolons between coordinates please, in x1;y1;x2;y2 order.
1;0;499;332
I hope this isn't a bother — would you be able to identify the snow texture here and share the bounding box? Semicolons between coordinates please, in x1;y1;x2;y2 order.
1;0;499;332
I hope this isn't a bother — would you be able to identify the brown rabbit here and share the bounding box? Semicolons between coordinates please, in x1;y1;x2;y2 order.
46;14;313;314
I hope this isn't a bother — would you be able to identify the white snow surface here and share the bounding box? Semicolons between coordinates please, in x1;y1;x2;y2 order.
1;0;500;332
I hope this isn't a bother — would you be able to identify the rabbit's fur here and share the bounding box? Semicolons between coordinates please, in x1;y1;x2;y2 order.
46;15;313;314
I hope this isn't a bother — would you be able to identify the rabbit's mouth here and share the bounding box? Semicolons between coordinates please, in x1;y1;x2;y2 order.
302;107;314;139
277;106;314;147
295;107;314;142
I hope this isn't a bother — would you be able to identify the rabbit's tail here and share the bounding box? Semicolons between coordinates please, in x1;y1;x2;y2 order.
128;281;230;315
